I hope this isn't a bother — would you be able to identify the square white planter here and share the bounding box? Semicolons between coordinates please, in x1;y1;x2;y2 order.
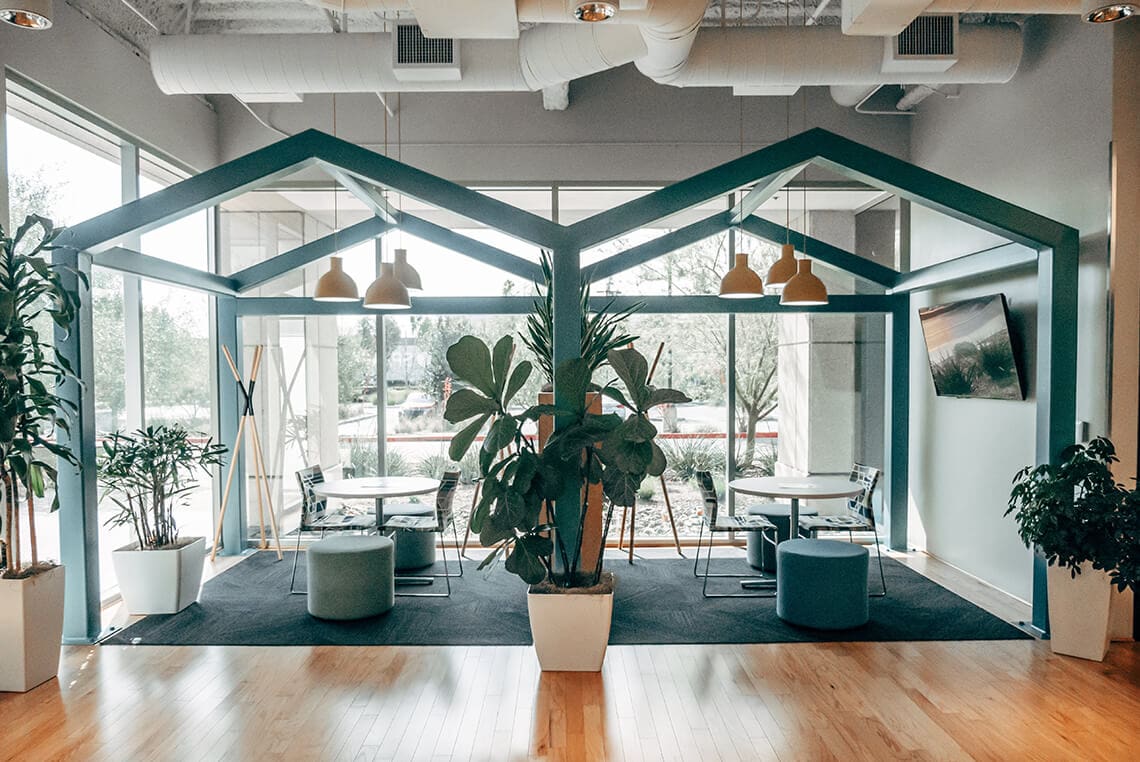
1047;561;1112;662
528;580;614;672
113;537;206;616
0;564;65;693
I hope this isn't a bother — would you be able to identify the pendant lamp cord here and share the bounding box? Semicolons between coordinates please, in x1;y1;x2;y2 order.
332;93;339;254
785;0;791;246
800;0;809;256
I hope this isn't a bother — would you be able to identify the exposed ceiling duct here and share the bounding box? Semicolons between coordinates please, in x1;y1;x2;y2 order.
150;23;647;95
843;1;1081;35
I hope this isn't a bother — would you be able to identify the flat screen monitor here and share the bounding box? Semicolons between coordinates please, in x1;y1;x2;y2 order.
918;294;1024;400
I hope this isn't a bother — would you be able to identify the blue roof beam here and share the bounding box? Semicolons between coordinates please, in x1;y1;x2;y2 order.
739;215;898;288
94;247;241;296
891;242;1038;293
729;165;809;225
231;217;395;292
583;212;732;284
397;213;544;283
330;171;401;224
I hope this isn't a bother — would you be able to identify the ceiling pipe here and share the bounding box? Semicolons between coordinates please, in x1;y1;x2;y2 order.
150;24;646;95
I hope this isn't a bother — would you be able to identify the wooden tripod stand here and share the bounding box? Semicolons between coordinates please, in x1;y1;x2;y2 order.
210;345;284;562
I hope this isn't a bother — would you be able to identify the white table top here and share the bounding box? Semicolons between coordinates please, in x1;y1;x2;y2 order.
312;476;440;500
728;475;862;501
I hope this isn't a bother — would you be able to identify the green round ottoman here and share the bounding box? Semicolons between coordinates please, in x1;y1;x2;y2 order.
383;503;437;570
307;535;395;620
776;538;869;630
747;504;818;572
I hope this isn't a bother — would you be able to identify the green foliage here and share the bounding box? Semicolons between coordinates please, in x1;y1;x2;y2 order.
521;251;641;384
415;451;480;484
1;216;83;577
346;441;409;478
660;437;725;482
1006;437;1140;591
444;334;689;588
414;315;472;401
637;482;655;502
98;425;226;550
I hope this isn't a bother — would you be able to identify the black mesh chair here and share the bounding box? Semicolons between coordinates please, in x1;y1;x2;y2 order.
692;470;779;598
289;465;374;594
381;470;462;597
797;463;886;596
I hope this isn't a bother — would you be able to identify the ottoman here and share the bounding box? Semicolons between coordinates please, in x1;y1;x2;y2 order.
383;503;437;570
307;535;395;620
776;538;869;630
746;503;819;572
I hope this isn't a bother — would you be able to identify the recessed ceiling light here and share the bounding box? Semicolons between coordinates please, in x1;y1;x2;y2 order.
574;2;617;22
1082;1;1138;22
0;0;52;29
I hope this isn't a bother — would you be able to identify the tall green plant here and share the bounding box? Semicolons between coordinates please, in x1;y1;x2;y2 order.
0;217;82;578
443;334;689;587
521;251;641;383
98;425;226;550
1005;437;1137;590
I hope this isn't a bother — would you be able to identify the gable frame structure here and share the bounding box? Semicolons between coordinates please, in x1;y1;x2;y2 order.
53;128;1075;643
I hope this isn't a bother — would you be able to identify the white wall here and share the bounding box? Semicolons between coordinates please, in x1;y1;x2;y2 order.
908;16;1112;600
219;65;911;183
0;2;219;171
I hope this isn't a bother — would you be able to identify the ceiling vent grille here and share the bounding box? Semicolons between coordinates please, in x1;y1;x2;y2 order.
882;14;958;74
896;15;955;57
392;24;461;82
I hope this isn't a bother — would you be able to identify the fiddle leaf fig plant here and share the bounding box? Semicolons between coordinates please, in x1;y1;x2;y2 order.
443;334;690;588
1005;436;1139;591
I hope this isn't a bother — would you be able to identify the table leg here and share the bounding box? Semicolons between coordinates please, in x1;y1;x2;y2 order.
789;497;800;541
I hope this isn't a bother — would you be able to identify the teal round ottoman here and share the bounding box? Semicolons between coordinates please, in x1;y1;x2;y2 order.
307;535;395;620
776;538;869;630
383;503;437;570
747;504;818;572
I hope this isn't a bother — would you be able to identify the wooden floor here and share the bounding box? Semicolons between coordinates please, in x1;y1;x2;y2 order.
4;550;1139;761
2;640;1139;761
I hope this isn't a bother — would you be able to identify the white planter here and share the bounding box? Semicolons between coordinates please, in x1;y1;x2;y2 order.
0;564;65;693
113;537;206;615
527;576;614;672
1047;561;1112;662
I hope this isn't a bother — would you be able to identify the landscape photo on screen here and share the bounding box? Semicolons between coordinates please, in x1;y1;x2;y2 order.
918;294;1024;400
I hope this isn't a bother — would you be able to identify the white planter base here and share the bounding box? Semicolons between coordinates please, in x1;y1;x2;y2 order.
0;564;65;693
1047;561;1112;662
113;537;206;615
528;582;614;672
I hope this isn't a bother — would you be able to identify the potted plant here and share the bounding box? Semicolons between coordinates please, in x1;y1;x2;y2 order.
1005;437;1135;661
1;216;82;692
444;334;689;671
98;424;226;615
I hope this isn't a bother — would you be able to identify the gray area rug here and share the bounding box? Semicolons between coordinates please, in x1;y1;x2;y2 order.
102;552;1029;646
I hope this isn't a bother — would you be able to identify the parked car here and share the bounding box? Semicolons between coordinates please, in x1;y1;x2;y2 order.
400;391;436;418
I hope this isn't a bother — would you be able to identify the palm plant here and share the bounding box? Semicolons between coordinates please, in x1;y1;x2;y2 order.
521;251;641;384
0;217;82;579
98;425;226;550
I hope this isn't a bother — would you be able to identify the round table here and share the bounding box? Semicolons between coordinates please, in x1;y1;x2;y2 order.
313;476;440;525
728;475;863;543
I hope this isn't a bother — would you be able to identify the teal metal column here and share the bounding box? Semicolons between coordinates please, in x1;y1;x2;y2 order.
1033;237;1080;633
53;249;101;643
375;239;387;477
883;293;910;551
551;244;582;573
215;296;247;554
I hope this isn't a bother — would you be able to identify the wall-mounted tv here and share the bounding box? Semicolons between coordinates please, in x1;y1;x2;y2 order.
918;294;1025;400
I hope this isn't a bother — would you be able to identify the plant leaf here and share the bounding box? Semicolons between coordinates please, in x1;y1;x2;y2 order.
446;335;497;398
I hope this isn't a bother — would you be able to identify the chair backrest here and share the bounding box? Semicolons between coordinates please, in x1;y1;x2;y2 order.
435;471;461;525
296;465;327;529
847;463;881;529
695;470;719;525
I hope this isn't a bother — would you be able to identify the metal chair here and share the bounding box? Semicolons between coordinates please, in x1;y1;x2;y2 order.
691;470;779;598
796;463;887;597
381;470;462;597
289;465;374;594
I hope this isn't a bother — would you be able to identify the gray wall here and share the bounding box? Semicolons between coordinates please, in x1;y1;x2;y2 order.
0;2;219;171
219;65;911;183
908;16;1112;600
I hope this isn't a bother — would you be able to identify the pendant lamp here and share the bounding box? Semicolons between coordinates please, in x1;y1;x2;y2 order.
364;262;411;310
719;253;765;299
574;2;616;21
766;243;797;291
1081;1;1136;22
780;259;829;306
314;256;359;302
392;248;423;291
0;0;51;28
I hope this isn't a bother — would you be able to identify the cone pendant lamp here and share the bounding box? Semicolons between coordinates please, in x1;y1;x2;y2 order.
364;262;411;310
392;248;423;291
313;256;359;301
780;259;829;306
719;253;765;299
766;243;797;291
